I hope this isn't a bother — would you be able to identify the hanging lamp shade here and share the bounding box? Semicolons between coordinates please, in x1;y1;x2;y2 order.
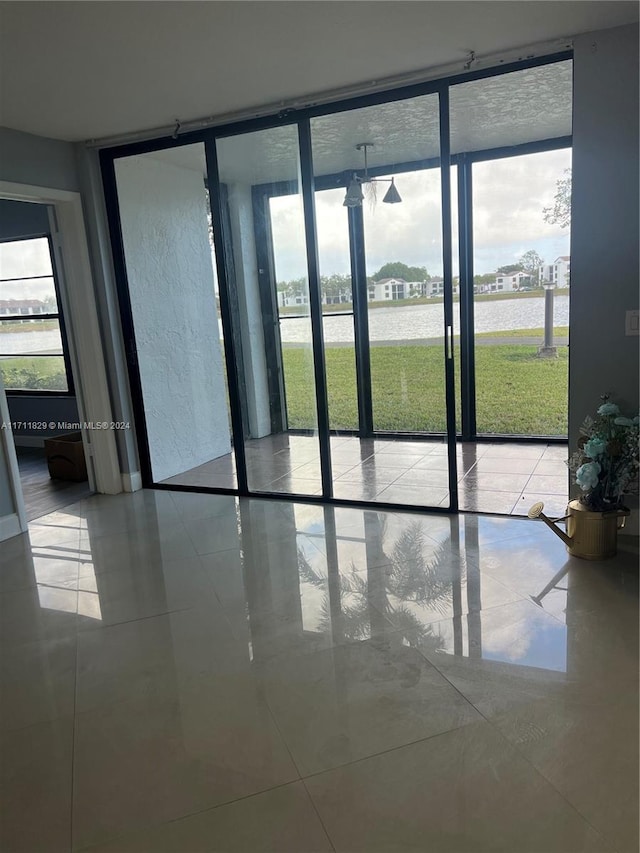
382;178;402;204
343;176;364;207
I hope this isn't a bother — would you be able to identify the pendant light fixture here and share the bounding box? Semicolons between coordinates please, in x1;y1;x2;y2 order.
343;142;402;208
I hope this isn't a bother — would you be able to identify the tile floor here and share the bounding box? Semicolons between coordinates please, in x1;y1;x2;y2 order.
0;489;637;852
162;435;570;517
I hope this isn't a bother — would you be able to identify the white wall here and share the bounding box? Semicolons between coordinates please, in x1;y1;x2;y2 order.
570;23;639;530
115;155;231;482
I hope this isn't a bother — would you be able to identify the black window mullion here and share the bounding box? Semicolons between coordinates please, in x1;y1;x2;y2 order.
457;155;476;441
348;204;374;438
204;138;249;495
439;87;459;513
0;313;61;322
297;119;333;498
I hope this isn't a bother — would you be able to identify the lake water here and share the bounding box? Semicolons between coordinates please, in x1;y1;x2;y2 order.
1;295;569;354
281;295;569;344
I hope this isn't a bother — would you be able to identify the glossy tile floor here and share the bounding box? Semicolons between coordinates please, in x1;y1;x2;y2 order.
1;490;637;852
162;434;569;517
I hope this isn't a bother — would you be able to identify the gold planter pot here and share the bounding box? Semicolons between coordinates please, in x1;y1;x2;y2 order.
566;499;629;560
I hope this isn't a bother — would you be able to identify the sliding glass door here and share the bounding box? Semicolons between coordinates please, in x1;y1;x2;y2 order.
309;92;457;507
214;125;324;497
104;52;572;512
203;92;458;509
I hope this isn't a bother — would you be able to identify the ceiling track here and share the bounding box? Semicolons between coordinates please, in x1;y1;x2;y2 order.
85;37;573;150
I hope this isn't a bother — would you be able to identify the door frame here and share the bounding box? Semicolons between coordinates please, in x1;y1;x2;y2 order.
0;181;122;504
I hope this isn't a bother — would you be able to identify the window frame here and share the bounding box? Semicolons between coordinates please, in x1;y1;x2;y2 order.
0;233;75;397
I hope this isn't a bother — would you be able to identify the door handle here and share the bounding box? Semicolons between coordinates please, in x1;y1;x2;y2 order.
445;325;454;360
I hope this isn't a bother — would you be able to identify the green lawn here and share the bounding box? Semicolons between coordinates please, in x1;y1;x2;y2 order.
282;343;568;436
0;356;68;391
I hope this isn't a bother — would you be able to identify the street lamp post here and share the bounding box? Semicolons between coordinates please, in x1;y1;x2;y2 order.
537;282;558;358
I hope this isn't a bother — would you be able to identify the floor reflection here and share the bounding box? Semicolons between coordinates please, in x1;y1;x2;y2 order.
233;502;577;674
2;490;636;853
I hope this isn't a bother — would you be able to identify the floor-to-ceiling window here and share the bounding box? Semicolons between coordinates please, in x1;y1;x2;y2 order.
102;52;572;515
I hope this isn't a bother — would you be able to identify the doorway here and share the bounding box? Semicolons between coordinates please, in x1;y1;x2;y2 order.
0;179;122;541
0;201;92;521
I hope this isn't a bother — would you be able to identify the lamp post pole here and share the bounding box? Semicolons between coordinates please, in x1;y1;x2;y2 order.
538;282;558;358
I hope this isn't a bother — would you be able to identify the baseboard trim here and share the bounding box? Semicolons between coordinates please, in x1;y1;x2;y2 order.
13;436;46;448
0;513;24;542
122;471;143;493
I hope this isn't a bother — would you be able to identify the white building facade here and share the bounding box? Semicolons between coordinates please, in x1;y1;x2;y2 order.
539;256;571;287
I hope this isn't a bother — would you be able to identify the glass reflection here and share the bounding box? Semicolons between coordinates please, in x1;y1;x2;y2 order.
233;502;576;676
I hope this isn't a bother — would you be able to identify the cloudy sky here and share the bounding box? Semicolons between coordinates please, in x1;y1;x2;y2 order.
0;236;57;303
0;148;571;304
271;147;571;282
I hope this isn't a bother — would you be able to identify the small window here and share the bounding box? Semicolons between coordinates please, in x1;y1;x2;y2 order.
0;236;72;393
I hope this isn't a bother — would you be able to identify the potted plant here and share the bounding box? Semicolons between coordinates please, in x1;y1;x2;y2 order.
565;396;639;558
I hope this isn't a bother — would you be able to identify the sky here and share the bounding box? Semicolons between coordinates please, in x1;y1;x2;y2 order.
0;148;571;303
270;147;572;282
0;236;57;303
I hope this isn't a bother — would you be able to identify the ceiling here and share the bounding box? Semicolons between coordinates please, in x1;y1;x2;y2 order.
0;1;636;143
125;60;572;184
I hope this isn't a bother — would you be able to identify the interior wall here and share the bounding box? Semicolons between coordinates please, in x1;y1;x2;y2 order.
570;23;639;531
0;127;80;191
0;199;80;444
115;154;231;482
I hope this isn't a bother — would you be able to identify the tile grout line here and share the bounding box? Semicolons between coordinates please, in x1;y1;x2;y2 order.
408;639;620;851
70;600;80;853
486;718;620;849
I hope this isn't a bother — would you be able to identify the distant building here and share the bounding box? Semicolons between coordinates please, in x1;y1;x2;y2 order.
410;279;446;297
277;290;308;308
493;271;529;292
539;256;570;287
367;277;407;301
0;299;47;317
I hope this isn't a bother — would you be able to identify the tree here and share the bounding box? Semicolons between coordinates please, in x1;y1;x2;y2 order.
372;262;429;282
543;168;572;228
277;277;306;301
473;273;496;287
496;263;522;275
518;249;544;285
321;273;352;303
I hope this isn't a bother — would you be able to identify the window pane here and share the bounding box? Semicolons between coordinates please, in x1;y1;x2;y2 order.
472;150;571;436
0;237;53;279
0;318;63;355
0;277;58;313
0;355;68;391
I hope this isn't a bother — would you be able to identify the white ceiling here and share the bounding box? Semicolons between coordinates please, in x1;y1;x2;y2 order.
0;1;636;143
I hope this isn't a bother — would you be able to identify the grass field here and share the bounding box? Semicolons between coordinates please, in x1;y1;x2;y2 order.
282;339;568;436
0;356;68;391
